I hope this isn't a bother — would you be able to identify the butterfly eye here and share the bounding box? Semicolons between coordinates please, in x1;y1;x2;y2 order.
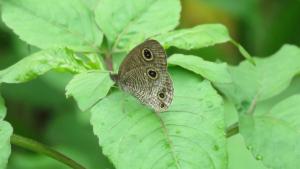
160;103;165;108
159;92;165;98
142;48;153;61
158;92;165;99
147;69;158;79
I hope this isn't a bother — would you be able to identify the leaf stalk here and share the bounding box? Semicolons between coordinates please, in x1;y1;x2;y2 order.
10;134;86;169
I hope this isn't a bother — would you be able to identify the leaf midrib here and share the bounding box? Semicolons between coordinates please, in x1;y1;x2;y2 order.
112;109;182;169
155;112;182;169
111;0;159;53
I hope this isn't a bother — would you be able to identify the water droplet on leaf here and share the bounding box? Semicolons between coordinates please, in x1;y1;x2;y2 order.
256;154;263;160
247;145;253;150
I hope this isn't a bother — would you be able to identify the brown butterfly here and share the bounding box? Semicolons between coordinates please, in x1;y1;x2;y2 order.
110;39;173;112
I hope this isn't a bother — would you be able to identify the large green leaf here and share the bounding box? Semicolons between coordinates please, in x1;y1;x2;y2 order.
66;71;114;111
95;0;181;52
0;49;87;84
154;24;254;64
154;24;231;50
2;0;102;52
0;93;6;120
81;0;98;11
168;54;232;83
224;100;267;169
215;45;300;111
0;121;13;169
91;68;227;169
239;95;300;169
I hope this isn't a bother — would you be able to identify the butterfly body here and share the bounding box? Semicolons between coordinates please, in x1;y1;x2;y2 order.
111;40;173;112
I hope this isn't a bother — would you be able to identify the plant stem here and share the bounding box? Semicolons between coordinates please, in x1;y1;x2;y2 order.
10;134;86;169
246;94;258;115
104;51;114;71
226;122;239;138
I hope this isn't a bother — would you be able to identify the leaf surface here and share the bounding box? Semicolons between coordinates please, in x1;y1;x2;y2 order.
240;95;300;169
168;54;232;83
0;49;87;84
95;0;181;52
154;24;231;50
91;68;227;169
66;71;114;111
2;0;102;52
215;45;300;111
0;121;13;169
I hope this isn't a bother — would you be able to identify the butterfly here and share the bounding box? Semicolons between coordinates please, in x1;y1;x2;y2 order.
110;40;173;112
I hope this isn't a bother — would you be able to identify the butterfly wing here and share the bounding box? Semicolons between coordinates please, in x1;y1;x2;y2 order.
117;40;173;112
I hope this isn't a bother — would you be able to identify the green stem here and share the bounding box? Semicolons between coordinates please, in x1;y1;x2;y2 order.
230;39;256;65
226;122;239;138
10;134;86;169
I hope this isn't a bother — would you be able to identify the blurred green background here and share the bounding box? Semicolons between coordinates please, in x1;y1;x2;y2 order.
0;0;299;168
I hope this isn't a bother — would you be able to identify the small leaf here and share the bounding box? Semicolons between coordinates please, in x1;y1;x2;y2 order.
0;93;6;120
2;0;102;52
91;68;227;169
240;95;300;169
168;54;232;83
215;45;300;109
95;0;181;52
154;24;231;50
66;71;114;111
0;121;13;169
0;49;86;84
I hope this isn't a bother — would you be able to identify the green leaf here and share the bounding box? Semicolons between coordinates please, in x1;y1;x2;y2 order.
0;121;13;169
154;24;231;49
227;135;267;169
215;45;300;110
2;0;102;52
81;0;98;11
153;24;255;64
66;71;114;111
239;95;300;169
0;93;6;120
168;54;232;83
0;49;86;84
95;0;181;52
91;68;227;169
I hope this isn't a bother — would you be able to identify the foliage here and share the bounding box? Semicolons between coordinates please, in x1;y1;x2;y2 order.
0;0;300;169
66;71;114;111
0;94;12;169
91;69;226;169
240;95;300;168
2;0;102;52
168;54;231;83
